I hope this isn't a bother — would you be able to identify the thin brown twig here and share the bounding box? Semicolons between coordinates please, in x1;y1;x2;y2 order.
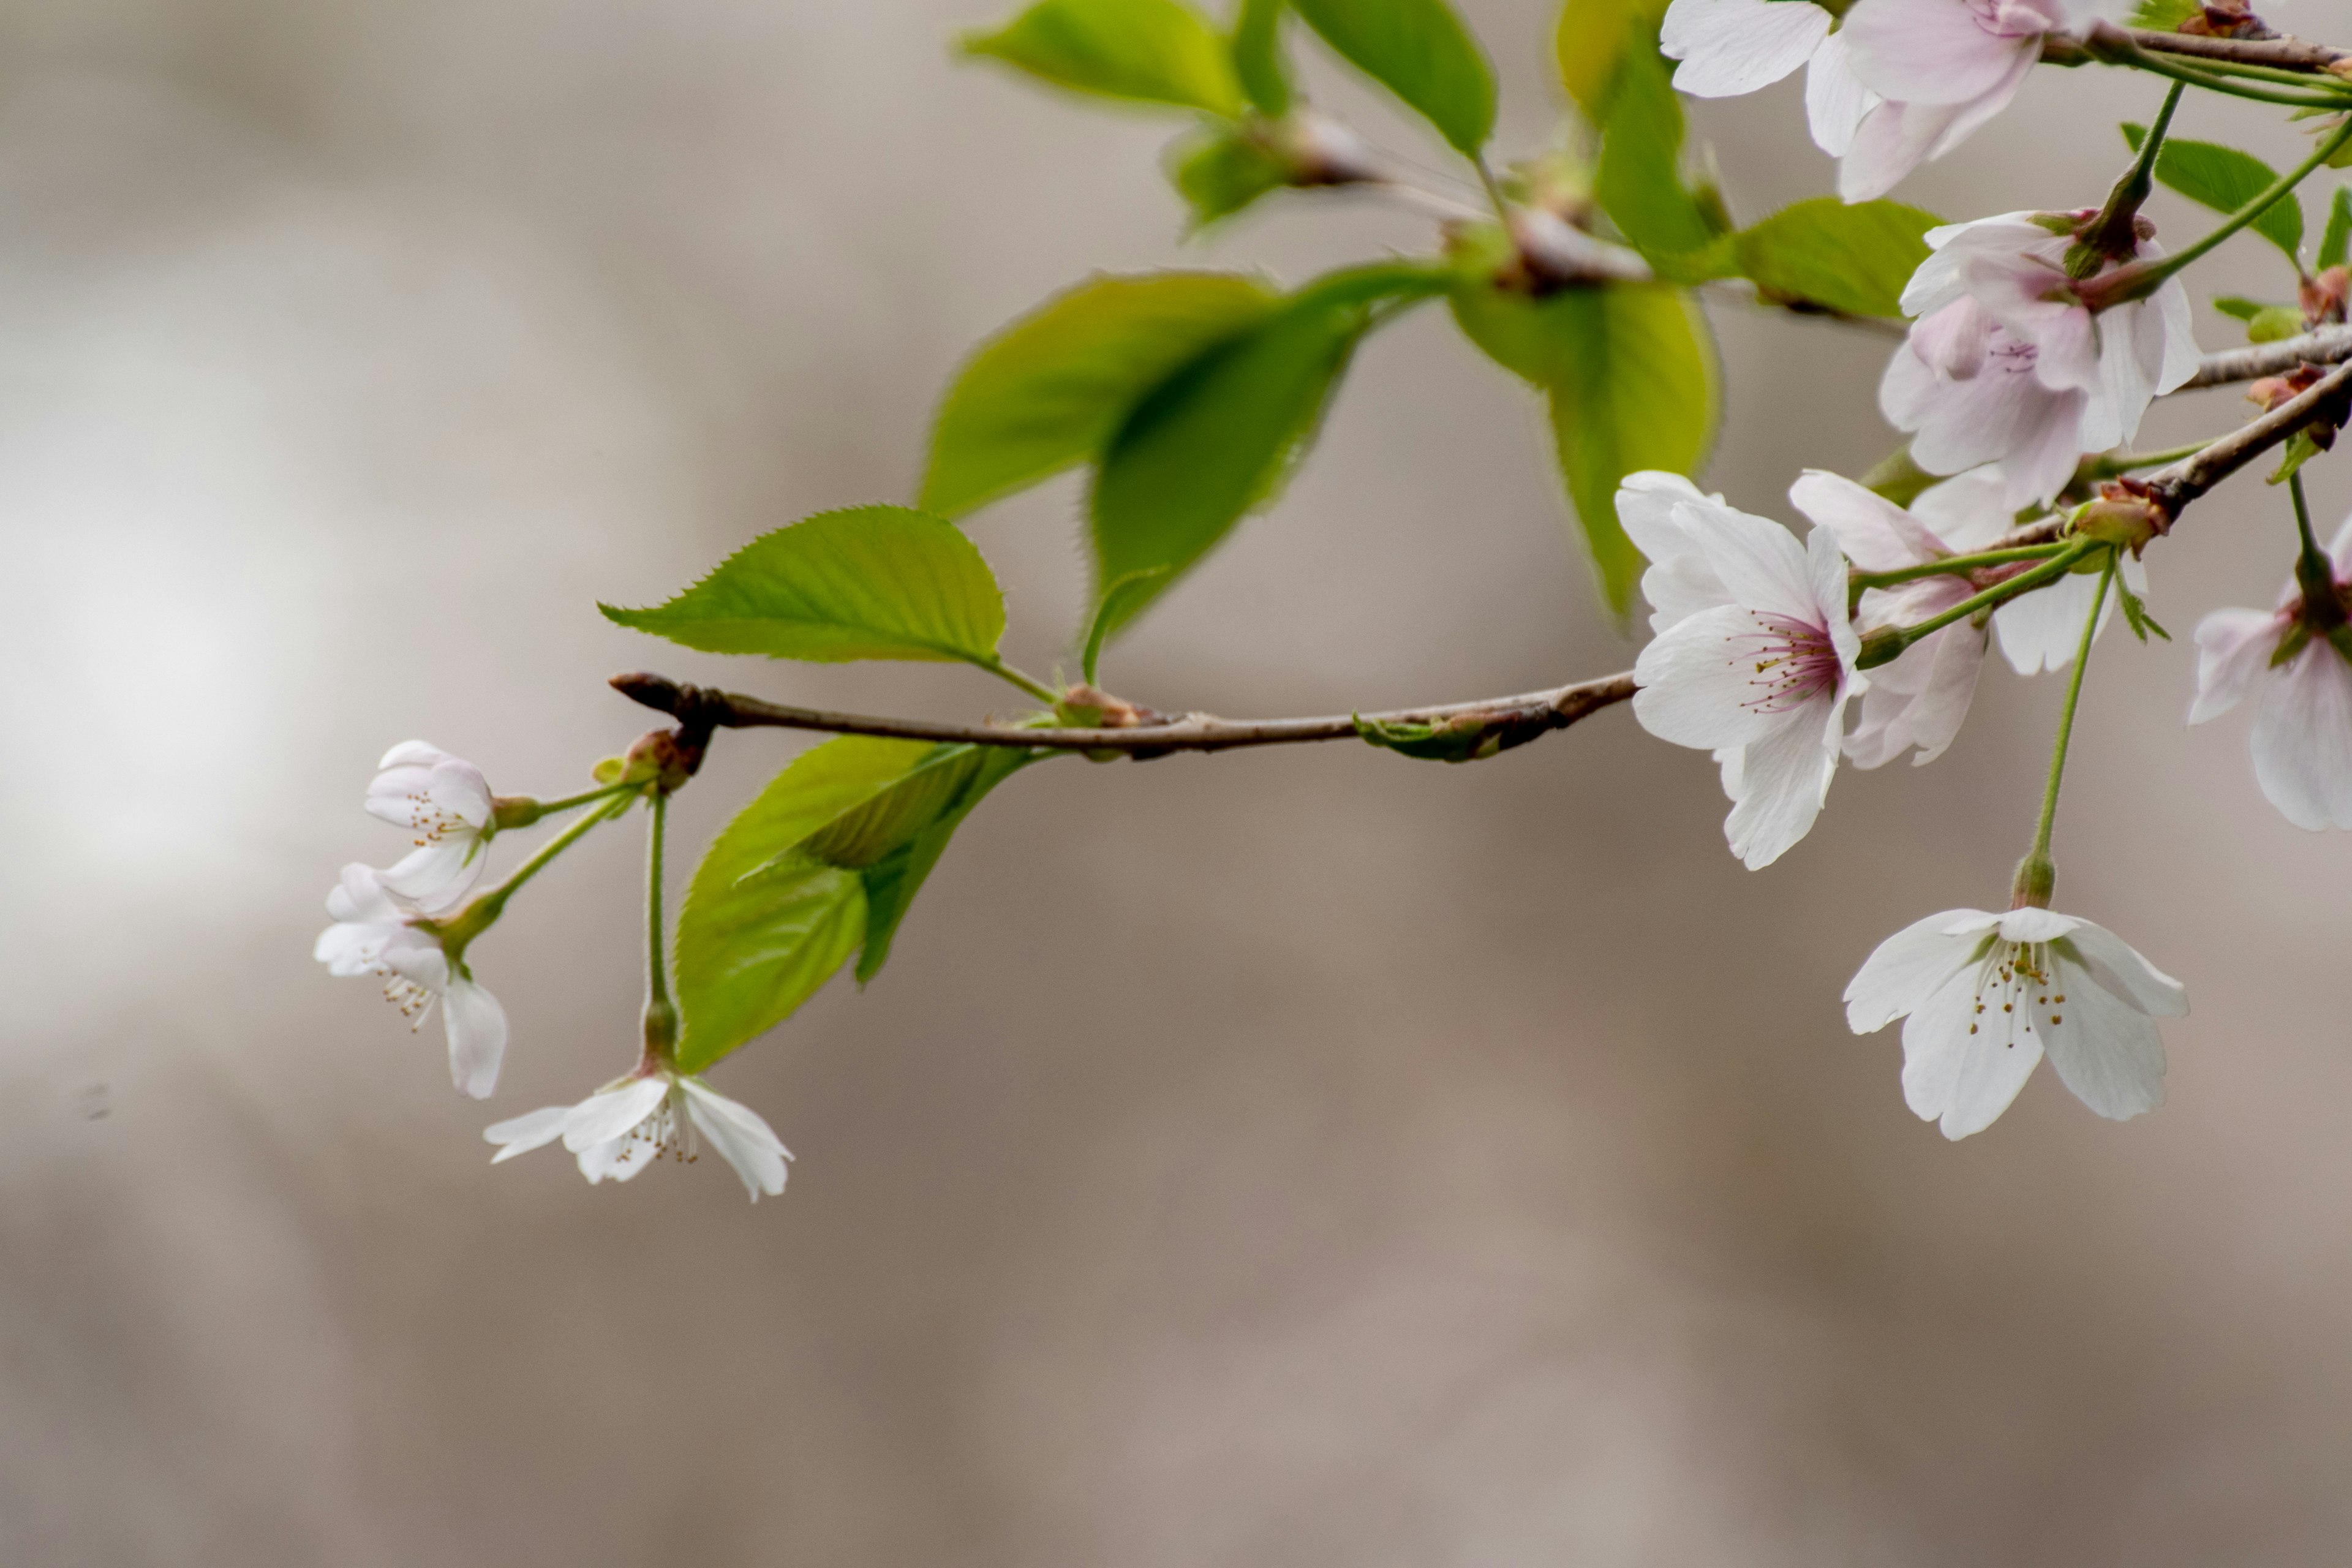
2125;27;2350;72
2185;325;2352;388
612;671;1638;760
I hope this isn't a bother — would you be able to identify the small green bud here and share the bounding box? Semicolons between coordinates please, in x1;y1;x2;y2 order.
2010;851;2056;910
491;796;544;831
1855;625;1908;670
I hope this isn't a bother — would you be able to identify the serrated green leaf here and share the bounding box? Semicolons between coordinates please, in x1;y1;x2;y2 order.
1289;0;1495;155
856;747;1036;982
2269;428;2324;484
1169;124;1291;228
2211;294;2271;321
922;273;1280;518
1595;42;1716;260
2321;187;2351;271
2114;577;2171;643
604;506;1006;666
2126;0;2198;27
2122;123;2303;262
1231;0;1291;114
1088;262;1444;638
960;0;1243;114
1082;567;1170;682
1731;197;1939;318
1555;0;1670;122
1451;281;1717;616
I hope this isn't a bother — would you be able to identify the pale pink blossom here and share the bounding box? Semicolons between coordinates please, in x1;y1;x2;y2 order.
314;864;508;1098
1658;0;1879;155
2187;518;2352;830
1838;0;2121;200
1847;905;2186;1139
1621;474;1866;868
1884;213;2198;506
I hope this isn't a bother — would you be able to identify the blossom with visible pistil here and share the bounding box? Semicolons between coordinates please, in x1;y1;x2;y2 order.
314;864;508;1098
1883;211;2198;506
1658;0;1879;159
364;741;496;914
1846;905;2187;1139
1836;0;2122;201
2187;517;2352;830
484;1068;791;1200
1620;473;1866;868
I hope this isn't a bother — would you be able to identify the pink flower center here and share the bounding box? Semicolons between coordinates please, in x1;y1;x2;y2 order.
1735;616;1842;715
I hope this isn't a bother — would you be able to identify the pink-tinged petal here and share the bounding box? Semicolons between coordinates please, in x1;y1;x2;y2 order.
1660;0;1830;96
561;1077;668;1152
1844;0;2040;104
1909;467;2015;550
1845;622;1986;767
1670;499;1820;623
2056;921;2188;1019
442;978;507;1099
1804;29;1878;156
484;1105;571;1162
1641;554;1736;634
2187;607;2284;724
2037;970;2166;1121
1888;331;2087;504
1901;958;2043;1139
1992;559;2130;674
1902;296;1993;372
2250;641;2352;830
1721;700;1839;868
2328;515;2352;578
1845;910;1993;1031
1807;521;1866;673
1789;469;1946;569
1634;605;1805;750
2030;306;2099;395
2149;276;2201;394
1841;97;1962;203
1616;471;1722;562
1920;45;2036;160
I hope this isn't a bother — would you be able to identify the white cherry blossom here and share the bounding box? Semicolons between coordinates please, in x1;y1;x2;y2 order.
1847;905;2187;1139
1837;0;2119;200
1621;474;1866;868
1657;0;1879;156
1884;213;2198;506
485;1069;792;1200
314;864;509;1098
365;741;496;914
2187;517;2352;830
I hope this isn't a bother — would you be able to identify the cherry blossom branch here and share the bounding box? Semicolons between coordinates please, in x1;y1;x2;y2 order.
2125;27;2351;74
2086;115;2352;306
610;670;1638;760
2185;325;2352;388
2076;25;2352;108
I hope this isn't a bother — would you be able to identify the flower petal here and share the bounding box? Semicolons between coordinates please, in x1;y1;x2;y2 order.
1992;562;2127;676
484;1105;571;1162
1789;469;1945;570
375;839;486;914
2250;640;2352;830
1668;498;1820;624
2186;607;2282;725
442;978;508;1099
2038;968;2166;1121
1843;0;2040;105
561;1076;668;1152
682;1080;791;1201
1721;699;1838;869
1633;605;1803;751
1907;466;2015;551
1804;29;1877;157
2056;921;2188;1019
1901;957;2043;1139
1660;0;1830;96
1845;910;1992;1033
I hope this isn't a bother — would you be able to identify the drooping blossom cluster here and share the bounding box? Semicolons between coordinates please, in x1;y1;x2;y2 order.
312;742;788;1199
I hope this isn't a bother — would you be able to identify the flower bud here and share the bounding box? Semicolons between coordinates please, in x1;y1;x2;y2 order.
2010;851;2056;911
2068;481;2168;555
624;728;696;793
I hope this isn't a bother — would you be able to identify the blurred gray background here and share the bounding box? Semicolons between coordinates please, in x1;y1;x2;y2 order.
1;1;2347;1562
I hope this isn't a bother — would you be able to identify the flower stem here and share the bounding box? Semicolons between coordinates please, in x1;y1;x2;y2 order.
975;657;1061;706
1849;543;2071;594
2086;439;2214;478
535;782;638;816
2073;80;2182;273
1858;541;2097;668
2014;553;2117;908
2106;45;2352;109
642;788;677;1063
440;790;637;952
2091;115;2352;305
2290;469;2331;578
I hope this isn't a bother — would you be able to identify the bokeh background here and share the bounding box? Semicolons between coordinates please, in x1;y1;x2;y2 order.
2;1;2348;1561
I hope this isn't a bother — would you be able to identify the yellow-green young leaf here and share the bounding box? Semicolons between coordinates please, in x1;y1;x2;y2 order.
922;273;1280;518
1289;0;1494;155
1089;263;1443;639
602;506;1006;664
2126;0;2196;26
1452;281;1717;616
960;0;1243;114
1731;197;1939;318
1169;125;1292;230
2320;187;2350;271
1594;42;1716;260
1231;0;1292;114
1554;0;1668;121
854;747;1036;983
2121;123;2302;262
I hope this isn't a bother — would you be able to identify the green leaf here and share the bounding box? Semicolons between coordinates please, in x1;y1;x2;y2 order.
603;505;1007;666
1169;124;1291;228
1231;0;1291;114
2247;306;2308;342
1731;197;1939;318
1082;567;1170;682
2126;0;2198;27
2321;187;2351;271
1860;445;1939;508
1355;712;1502;762
2122;123;2303;262
960;0;1243;114
2269;428;2324;485
1288;0;1495;155
1555;0;1670;122
2211;294;2271;320
1089;262;1444;638
854;747;1036;983
922;272;1280;518
1451;281;1717;616
2114;576;2171;643
1595;42;1716;260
